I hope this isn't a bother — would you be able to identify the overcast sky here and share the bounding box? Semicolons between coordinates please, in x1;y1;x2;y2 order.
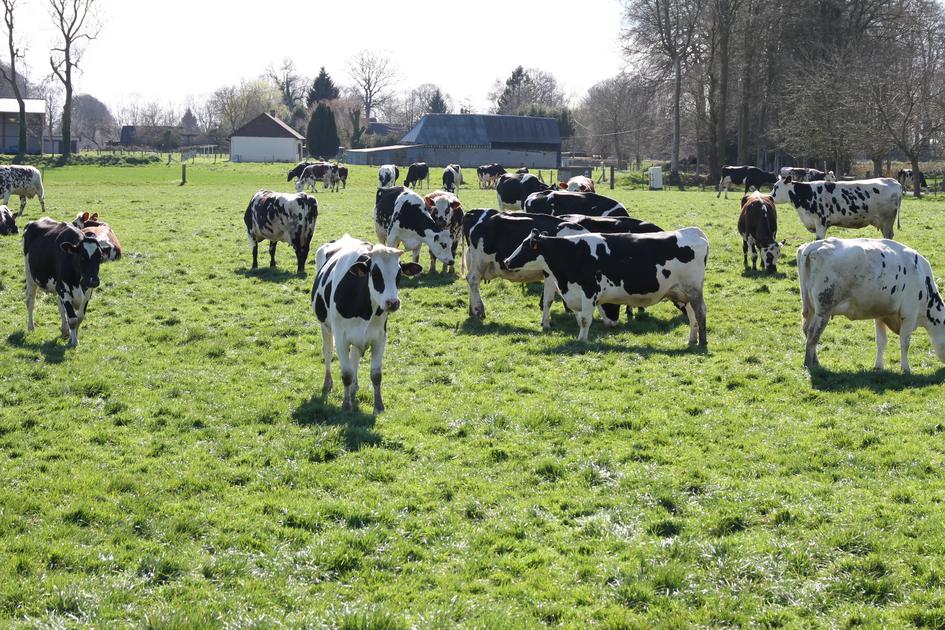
13;0;627;116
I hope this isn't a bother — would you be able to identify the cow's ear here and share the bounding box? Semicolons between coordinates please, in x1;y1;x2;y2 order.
529;228;540;238
90;213;98;222
349;261;369;277
60;241;77;253
423;195;434;208
450;200;461;210
400;262;423;277
783;176;792;184
81;212;90;222
558;182;567;189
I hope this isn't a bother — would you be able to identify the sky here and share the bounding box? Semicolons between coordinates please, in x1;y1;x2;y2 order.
12;0;628;116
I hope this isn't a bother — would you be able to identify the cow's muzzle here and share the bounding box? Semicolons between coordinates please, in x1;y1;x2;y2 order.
83;277;100;289
384;299;401;313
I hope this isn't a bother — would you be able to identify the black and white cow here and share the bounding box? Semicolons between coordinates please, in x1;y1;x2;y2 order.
0;165;46;215
738;191;784;273
287;161;314;182
477;163;506;189
23;217;105;346
897;168;928;193
0;205;16;235
503;228;709;344
423;190;464;273
523;190;629;217
337;165;349;189
442;164;461;193
244;190;318;273
562;175;595;193
296;162;331;192
404;162;430;189
378;164;400;188
496;173;550;211
779;167;827;182
717;166;778;198
770;177;902;239
374;186;453;268
516;167;529;174
312;235;423;414
797;237;945;372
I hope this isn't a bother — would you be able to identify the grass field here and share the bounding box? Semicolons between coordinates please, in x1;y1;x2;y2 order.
3;162;945;627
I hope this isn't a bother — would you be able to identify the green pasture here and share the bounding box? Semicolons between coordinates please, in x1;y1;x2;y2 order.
2;162;945;627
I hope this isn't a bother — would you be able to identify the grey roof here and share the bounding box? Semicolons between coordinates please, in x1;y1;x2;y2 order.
232;113;304;140
401;114;560;146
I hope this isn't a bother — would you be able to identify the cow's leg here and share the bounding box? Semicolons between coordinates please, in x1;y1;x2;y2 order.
684;290;708;346
874;319;888;370
19;195;26;215
429;248;437;274
881;219;894;240
540;277;556;329
39;192;46;213
899;317;917;373
335;336;356;411
320;325;334;395
347;345;363;409
742;238;749;268
58;291;79;347
411;246;421;265
750;241;758;270
24;259;37;332
268;242;278;268
467;267;485;319
815;222;827;240
598;303;620;327
250;240;259;269
804;313;829;369
575;297;595;341
370;333;387;414
294;242;309;274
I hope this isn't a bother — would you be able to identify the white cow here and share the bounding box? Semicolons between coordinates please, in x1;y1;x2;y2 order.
564;175;595;193
771;177;902;239
378;164;399;188
0;165;46;216
797;237;945;372
312;235;422;413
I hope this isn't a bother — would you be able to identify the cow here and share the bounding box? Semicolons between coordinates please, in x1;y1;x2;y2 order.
296;162;331;192
243;190;318;274
496;173;550;211
516;167;529;174
797;237;945;372
312;235;423;414
779;167;827;182
423;190;463;273
477;163;506;189
561;175;595;193
0;165;46;216
403;162;430;189
442;164;461;193
897;168;928;193
287;161;314;182
374;186;453;268
770;176;902;240
72;212;122;261
0;205;16;235
825;171;837;183
717;166;778;198
337;165;349;189
738;191;783;273
503;227;709;344
23;218;105;347
523;190;629;217
378;164;400;188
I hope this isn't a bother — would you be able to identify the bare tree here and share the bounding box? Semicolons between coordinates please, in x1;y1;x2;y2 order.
0;0;26;160
49;0;100;163
266;58;304;109
346;50;396;121
622;0;703;179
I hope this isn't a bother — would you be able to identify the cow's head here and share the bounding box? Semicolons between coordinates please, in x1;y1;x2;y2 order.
424;194;462;229
762;239;787;273
349;245;422;313
825;171;836;183
0;207;16;235
769;177;793;204
503;228;548;272
427;228;454;265
61;235;105;288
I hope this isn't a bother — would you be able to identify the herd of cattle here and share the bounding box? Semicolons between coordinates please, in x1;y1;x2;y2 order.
2;159;944;415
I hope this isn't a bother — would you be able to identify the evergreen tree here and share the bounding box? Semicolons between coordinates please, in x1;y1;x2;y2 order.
181;108;199;132
307;67;340;107
307;103;339;158
494;66;532;114
427;88;449;114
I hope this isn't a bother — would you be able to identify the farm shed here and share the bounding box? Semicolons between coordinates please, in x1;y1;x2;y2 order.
345;114;561;169
230;113;304;163
0;98;45;154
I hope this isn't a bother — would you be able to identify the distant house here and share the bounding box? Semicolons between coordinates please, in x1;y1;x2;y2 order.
345;113;561;168
364;118;408;137
0;98;45;154
229;113;304;163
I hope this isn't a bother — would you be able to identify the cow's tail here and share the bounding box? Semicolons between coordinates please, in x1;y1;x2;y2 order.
896;190;902;231
796;244;813;326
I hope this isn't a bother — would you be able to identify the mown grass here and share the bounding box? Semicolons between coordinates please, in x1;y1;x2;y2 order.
2;162;945;626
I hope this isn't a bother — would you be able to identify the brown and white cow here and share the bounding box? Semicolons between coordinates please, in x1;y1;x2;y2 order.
423;190;463;273
738;192;783;273
72;212;122;261
560;175;595;193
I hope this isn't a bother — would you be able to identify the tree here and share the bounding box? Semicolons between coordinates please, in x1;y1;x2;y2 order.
490;66;565;114
267;58;304;109
347;50;396;120
622;0;704;180
428;88;449;114
72;93;115;148
49;0;100;163
348;107;366;149
517;102;576;138
307;103;339;158
307;66;339;107
211;80;286;136
0;0;26;161
181;107;199;132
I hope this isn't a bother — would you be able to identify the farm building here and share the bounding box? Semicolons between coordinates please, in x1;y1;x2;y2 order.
0;98;45;154
230;112;304;163
345;114;561;169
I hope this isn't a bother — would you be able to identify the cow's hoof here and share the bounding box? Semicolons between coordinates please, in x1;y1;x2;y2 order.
373;404;385;415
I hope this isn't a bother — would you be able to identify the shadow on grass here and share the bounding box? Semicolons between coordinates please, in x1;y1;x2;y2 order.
292;395;380;452
541;336;708;357
458;317;541;337
740;268;788;280
810;366;945;392
234;267;304;283
405;271;461;288
6;331;67;364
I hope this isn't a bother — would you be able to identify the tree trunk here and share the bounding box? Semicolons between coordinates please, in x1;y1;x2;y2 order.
911;154;921;198
736;0;754;165
671;56;681;179
872;157;882;178
716;16;731;175
60;82;72;163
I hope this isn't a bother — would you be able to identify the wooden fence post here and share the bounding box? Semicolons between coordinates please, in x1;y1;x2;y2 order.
610;166;615;190
181;164;187;185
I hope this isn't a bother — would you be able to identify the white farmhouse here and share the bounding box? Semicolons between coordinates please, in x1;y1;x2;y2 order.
230;112;304;163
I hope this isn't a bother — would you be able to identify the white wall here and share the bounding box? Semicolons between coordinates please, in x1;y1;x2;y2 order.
230;136;302;163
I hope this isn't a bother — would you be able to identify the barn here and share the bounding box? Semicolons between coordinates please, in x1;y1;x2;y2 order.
345;114;561;169
230;112;304;163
